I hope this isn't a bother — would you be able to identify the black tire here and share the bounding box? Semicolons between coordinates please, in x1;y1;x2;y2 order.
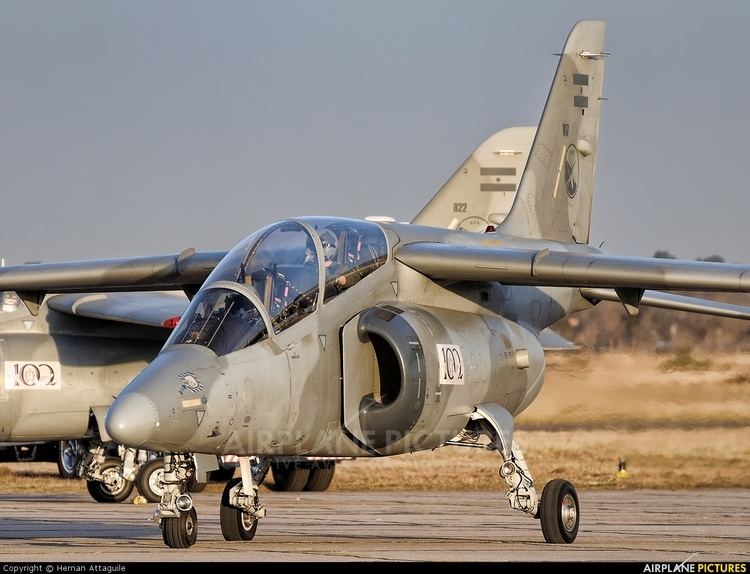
304;462;336;492
161;507;198;548
188;478;207;493
136;458;165;503
208;466;236;481
220;477;258;541
56;439;82;479
86;457;134;503
271;463;310;492
539;479;580;544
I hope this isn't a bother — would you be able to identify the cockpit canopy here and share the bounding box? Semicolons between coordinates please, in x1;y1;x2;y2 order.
166;218;389;356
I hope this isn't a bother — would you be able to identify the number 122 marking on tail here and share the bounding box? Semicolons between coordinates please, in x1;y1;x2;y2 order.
437;344;464;385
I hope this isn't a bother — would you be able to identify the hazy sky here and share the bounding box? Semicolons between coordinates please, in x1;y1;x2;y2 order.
2;1;749;264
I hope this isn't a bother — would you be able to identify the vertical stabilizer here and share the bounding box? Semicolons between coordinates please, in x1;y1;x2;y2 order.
499;20;606;243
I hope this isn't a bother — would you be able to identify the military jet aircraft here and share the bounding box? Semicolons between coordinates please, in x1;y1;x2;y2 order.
0;124;539;501
3;20;750;547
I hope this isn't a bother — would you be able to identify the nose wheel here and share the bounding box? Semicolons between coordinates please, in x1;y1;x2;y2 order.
153;453;200;548
161;507;198;549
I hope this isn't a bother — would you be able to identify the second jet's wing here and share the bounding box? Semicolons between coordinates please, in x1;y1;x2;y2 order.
47;292;189;328
0;250;226;293
0;249;226;314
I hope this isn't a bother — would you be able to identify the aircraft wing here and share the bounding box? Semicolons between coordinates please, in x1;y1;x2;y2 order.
0;249;226;314
0;250;225;293
396;243;750;293
47;292;189;328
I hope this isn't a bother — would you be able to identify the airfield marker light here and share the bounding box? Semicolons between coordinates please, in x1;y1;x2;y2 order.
162;316;181;329
617;457;630;479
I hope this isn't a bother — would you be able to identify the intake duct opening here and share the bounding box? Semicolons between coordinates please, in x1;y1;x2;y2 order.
369;333;401;406
356;305;426;450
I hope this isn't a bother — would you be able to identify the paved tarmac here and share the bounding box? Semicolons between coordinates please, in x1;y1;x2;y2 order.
0;490;747;562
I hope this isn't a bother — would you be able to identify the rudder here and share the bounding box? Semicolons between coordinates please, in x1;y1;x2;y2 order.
499;20;606;244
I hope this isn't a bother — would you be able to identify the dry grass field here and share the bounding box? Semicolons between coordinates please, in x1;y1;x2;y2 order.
1;351;748;494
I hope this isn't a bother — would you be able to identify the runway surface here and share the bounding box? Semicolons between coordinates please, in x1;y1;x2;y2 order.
0;489;747;562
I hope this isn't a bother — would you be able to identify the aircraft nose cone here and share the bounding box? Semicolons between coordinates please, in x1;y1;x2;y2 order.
105;393;159;447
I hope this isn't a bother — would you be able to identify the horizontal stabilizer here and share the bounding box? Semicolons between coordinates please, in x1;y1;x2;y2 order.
396;243;750;293
582;288;750;320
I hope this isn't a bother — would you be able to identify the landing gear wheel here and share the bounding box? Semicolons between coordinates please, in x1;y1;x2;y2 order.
137;458;207;502
304;463;336;491
57;439;82;479
161;507;198;548
220;477;258;541
86;457;134;503
271;463;310;491
188;479;207;493
136;458;165;503
539;479;579;544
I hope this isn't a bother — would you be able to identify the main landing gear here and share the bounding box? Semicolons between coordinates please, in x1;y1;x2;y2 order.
497;439;579;543
79;441;134;503
449;403;580;544
154;454;268;548
220;457;268;541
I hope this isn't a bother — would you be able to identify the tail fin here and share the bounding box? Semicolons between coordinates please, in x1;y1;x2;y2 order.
412;127;535;231
499;20;606;244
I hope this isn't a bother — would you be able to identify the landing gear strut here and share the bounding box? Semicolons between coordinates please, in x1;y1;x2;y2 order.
154;453;199;548
449;403;580;544
220;456;268;541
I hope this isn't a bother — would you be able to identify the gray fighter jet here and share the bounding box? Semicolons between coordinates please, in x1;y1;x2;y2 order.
3;20;750;547
0;125;538;500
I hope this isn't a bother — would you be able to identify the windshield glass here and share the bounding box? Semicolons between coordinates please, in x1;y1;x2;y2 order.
165;288;267;356
301;217;388;302
205;221;319;333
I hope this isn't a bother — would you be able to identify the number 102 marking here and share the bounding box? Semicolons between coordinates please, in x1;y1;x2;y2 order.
437;344;464;385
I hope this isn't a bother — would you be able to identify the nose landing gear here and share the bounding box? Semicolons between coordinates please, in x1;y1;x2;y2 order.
153;453;199;548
